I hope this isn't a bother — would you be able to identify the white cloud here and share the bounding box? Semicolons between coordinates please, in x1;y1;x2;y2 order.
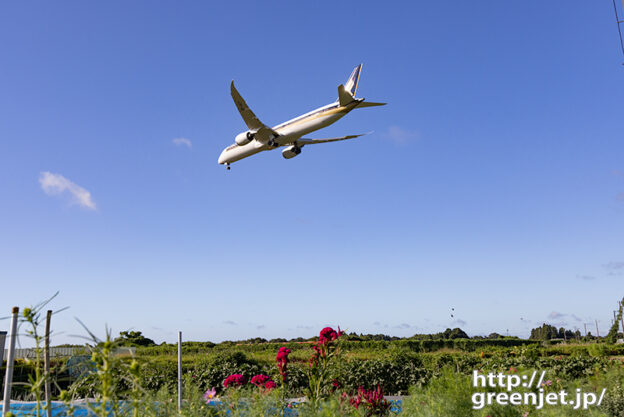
381;126;419;146
172;137;192;149
39;172;96;210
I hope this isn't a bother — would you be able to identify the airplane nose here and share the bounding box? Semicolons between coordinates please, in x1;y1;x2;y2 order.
218;150;226;164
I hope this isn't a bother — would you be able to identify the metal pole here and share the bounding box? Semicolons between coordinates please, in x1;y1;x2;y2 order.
2;307;19;417
595;320;600;338
177;331;182;411
620;302;624;336
44;310;52;417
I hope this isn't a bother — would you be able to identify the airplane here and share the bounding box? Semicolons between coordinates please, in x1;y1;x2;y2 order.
218;64;386;169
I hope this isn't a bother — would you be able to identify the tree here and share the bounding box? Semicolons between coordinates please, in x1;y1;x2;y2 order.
116;331;156;347
530;324;559;340
442;328;469;339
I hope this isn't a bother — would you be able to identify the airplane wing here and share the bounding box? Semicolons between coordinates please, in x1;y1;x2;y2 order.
296;133;369;146
230;81;278;140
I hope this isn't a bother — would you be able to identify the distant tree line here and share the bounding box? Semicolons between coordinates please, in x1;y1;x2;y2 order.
529;324;581;341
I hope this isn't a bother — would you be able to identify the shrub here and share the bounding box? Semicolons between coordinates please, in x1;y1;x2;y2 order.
603;383;624;417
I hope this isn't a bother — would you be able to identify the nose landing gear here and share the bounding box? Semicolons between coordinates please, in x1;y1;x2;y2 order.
226;163;231;170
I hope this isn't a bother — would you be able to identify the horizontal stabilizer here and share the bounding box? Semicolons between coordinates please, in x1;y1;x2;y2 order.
296;132;370;146
356;101;387;108
337;84;356;107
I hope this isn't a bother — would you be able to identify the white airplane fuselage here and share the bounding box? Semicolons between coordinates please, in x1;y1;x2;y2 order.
218;100;359;165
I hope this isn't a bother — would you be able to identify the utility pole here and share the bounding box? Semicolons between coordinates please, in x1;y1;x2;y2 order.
177;331;182;412
595;320;600;338
44;310;52;417
2;307;19;417
620;301;624;338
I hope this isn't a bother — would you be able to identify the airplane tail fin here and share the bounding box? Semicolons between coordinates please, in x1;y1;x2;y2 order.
344;63;362;96
337;64;362;106
337;63;387;108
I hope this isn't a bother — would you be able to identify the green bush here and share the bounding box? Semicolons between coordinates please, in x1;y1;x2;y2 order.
334;353;429;396
603;383;624;417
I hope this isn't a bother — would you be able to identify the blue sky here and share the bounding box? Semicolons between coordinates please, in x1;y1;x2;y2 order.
1;1;623;345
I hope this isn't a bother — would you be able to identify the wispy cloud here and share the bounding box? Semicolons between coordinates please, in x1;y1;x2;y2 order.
546;312;582;326
451;319;467;327
39;172;96;210
223;320;237;326
548;311;565;320
381;126;419;146
394;323;413;329
256;325;266;330
576;275;596;281
172;137;192;149
603;262;624;276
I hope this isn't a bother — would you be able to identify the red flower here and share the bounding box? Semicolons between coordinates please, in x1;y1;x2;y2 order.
331;379;341;393
276;347;291;362
223;374;247;388
349;386;391;414
250;374;270;386
319;327;337;344
318;326;342;344
276;347;291;383
264;380;277;390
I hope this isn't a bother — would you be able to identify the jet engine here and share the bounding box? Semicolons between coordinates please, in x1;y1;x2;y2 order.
235;131;255;146
282;145;302;159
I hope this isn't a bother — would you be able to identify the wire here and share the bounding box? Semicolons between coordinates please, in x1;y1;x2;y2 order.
613;0;624;63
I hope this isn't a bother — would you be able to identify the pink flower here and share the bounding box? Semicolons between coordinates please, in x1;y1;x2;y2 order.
264;380;277;390
318;326;343;344
276;347;291;362
319;327;338;344
349;386;390;414
223;374;247;388
203;387;217;403
276;347;291;383
250;374;270;386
